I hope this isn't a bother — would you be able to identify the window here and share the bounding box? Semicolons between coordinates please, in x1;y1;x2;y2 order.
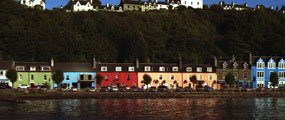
128;5;130;8
80;75;84;80
257;71;264;78
243;73;247;79
127;75;131;81
115;67;122;72
188;75;192;80
197;67;202;72
19;74;23;80
105;75;109;81
122;83;125;87
42;66;50;71
0;71;3;76
31;74;34;80
128;67;134;72
101;66;107;71
209;75;213;80
132;83;136;87
30;66;36;71
223;62;227;69
159;75;162;80
185;1;186;4
171;75;174;80
16;66;24;71
268;63;275;69
144;66;151;71
43;75;47;80
88;75;92;80
159;67;165;71
257;62;264;69
279;63;285;69
233;63;238;69
191;2;193;5
197;2;199;5
207;67;212;72
186;67;192;72
279;72;285;78
234;73;237;79
172;67;178;72
199;75;202;80
115;75;119;81
257;83;264;88
66;75;69;80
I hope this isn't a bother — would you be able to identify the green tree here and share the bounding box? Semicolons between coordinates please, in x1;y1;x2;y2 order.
6;69;17;89
270;72;278;88
190;75;198;89
225;72;235;87
52;70;64;88
95;74;103;88
143;74;152;91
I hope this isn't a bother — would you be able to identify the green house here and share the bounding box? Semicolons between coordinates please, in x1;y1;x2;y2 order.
13;59;54;89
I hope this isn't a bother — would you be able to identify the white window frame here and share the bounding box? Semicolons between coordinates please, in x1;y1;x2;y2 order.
115;67;122;72
171;75;174;80
19;74;23;81
31;74;34;80
66;75;70;80
172;67;178;72
268;62;275;69
257;71;264;78
30;66;36;71
186;67;192;72
159;67;165;72
207;67;212;72
101;66;107;72
279;63;285;69
42;66;50;71
0;71;3;76
43;75;47;80
279;72;285;78
257;62;264;69
16;66;24;71
144;66;151;72
208;75;213;80
128;67;134;72
197;67;202;72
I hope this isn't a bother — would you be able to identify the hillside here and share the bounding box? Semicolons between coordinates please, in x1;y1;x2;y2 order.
0;0;285;63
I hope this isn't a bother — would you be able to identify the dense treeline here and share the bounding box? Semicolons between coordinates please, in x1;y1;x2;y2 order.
0;0;285;64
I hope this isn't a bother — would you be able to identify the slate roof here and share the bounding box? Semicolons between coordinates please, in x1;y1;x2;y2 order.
54;62;95;72
252;56;283;66
15;62;51;71
138;63;180;72
96;63;135;72
216;61;250;69
182;64;216;73
73;0;92;5
0;61;13;70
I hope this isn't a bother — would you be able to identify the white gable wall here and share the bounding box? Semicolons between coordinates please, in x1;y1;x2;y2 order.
72;2;94;12
20;0;45;10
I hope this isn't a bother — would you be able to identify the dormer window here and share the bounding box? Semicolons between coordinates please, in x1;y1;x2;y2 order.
42;66;50;71
233;62;238;69
159;67;165;72
128;67;134;72
115;67;122;72
186;67;192;72
243;63;248;69
197;67;202;72
16;66;24;71
30;66;36;71
172;67;178;72
222;62;228;69
268;62;275;69
145;66;151;71
279;63;285;69
101;66;107;71
257;62;264;69
207;67;212;72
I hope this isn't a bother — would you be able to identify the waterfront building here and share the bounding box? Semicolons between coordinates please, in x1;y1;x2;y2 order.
251;56;285;88
20;0;46;10
95;61;138;88
13;59;54;89
214;55;251;88
0;61;13;86
219;1;248;11
53;60;96;89
71;0;94;12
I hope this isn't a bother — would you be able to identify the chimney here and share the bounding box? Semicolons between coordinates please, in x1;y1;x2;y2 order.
244;3;248;7
90;0;92;4
166;0;169;4
93;57;96;68
155;0;158;3
51;57;54;67
231;55;236;62
213;56;217;67
248;52;252;65
136;58;139;69
11;60;15;68
179;56;182;69
231;2;234;6
219;1;223;5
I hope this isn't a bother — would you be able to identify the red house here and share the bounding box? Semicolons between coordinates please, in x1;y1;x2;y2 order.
95;63;138;88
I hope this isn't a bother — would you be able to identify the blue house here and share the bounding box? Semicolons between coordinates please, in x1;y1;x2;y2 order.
251;56;285;88
53;62;96;89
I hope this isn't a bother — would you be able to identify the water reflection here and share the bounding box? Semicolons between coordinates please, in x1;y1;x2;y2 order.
0;98;285;119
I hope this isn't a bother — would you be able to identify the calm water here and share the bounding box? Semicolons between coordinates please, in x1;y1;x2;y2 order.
0;98;285;120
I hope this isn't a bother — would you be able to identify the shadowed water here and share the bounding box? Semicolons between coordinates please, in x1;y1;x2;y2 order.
0;98;285;119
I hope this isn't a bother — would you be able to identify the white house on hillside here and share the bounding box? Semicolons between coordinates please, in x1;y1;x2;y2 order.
20;0;46;10
71;0;94;12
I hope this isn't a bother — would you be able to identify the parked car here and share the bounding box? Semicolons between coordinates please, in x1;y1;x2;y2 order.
28;85;38;91
18;84;29;89
149;86;157;92
72;87;78;92
131;87;139;92
111;86;119;92
100;87;110;92
175;87;185;92
157;86;168;92
204;86;213;92
184;87;193;92
87;87;96;92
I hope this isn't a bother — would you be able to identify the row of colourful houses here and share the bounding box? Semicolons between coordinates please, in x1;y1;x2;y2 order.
1;53;285;89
